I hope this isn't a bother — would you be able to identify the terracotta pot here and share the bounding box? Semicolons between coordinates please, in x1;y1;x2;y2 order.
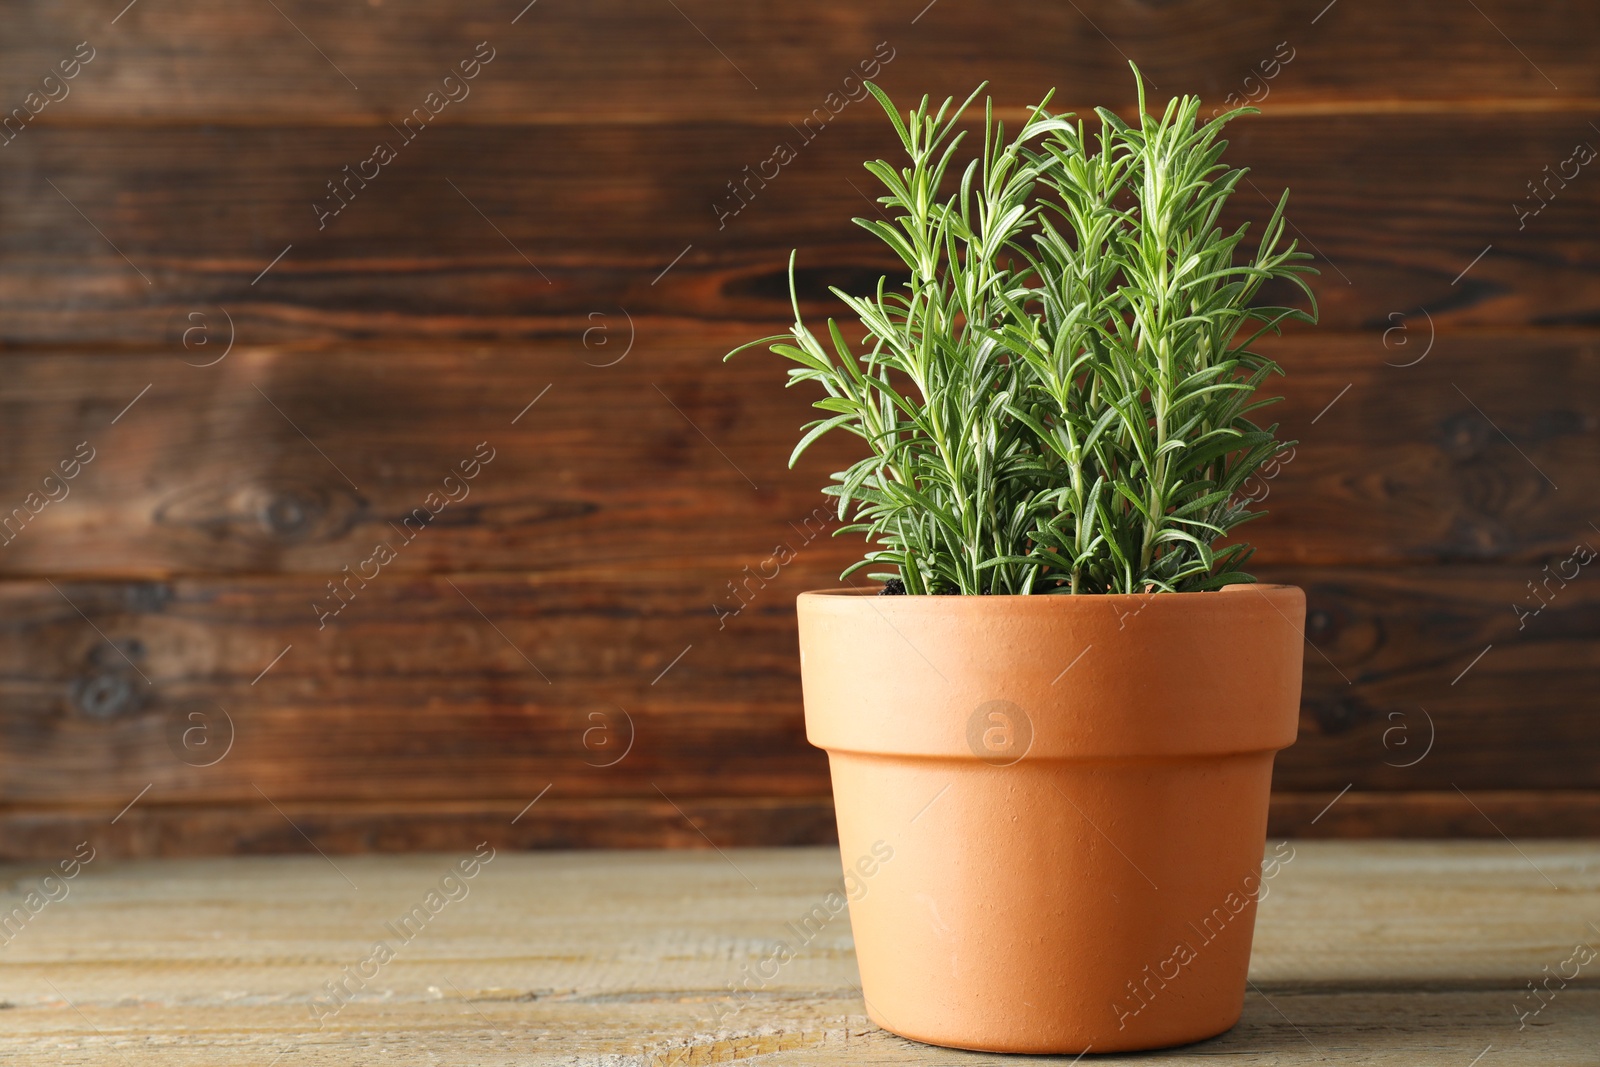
796;584;1305;1054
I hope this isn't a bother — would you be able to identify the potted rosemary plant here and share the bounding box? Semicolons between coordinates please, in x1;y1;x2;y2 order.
728;68;1316;1054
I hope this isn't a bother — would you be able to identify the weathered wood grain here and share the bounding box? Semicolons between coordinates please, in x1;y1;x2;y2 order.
0;334;859;576
0;843;1592;1064
1249;331;1597;567
1258;563;1600;792
0;0;1595;850
0;569;830;806
2;792;1596;863
0;797;842;860
1;0;1590;123
0;565;1591;822
1;991;1587;1066
0;330;1590;577
1268;790;1600;838
1;113;1595;344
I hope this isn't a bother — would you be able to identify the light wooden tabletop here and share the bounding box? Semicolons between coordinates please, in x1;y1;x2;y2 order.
0;841;1595;1065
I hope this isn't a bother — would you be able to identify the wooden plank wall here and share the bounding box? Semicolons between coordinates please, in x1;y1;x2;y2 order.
0;1;1595;856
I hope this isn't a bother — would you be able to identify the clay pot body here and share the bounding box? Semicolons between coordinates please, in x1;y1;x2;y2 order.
796;584;1305;1054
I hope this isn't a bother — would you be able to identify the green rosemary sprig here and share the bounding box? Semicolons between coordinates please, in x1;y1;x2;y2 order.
728;65;1317;595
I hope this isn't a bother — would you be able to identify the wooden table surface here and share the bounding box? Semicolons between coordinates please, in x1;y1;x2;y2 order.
0;841;1595;1065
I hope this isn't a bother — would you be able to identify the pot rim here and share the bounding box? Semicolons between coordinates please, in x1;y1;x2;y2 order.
799;583;1299;605
796;582;1306;759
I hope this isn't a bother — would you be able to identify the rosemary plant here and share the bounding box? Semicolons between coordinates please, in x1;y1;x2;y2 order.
729;67;1317;595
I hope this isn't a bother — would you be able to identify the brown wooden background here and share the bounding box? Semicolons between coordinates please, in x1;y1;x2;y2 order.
0;1;1595;857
